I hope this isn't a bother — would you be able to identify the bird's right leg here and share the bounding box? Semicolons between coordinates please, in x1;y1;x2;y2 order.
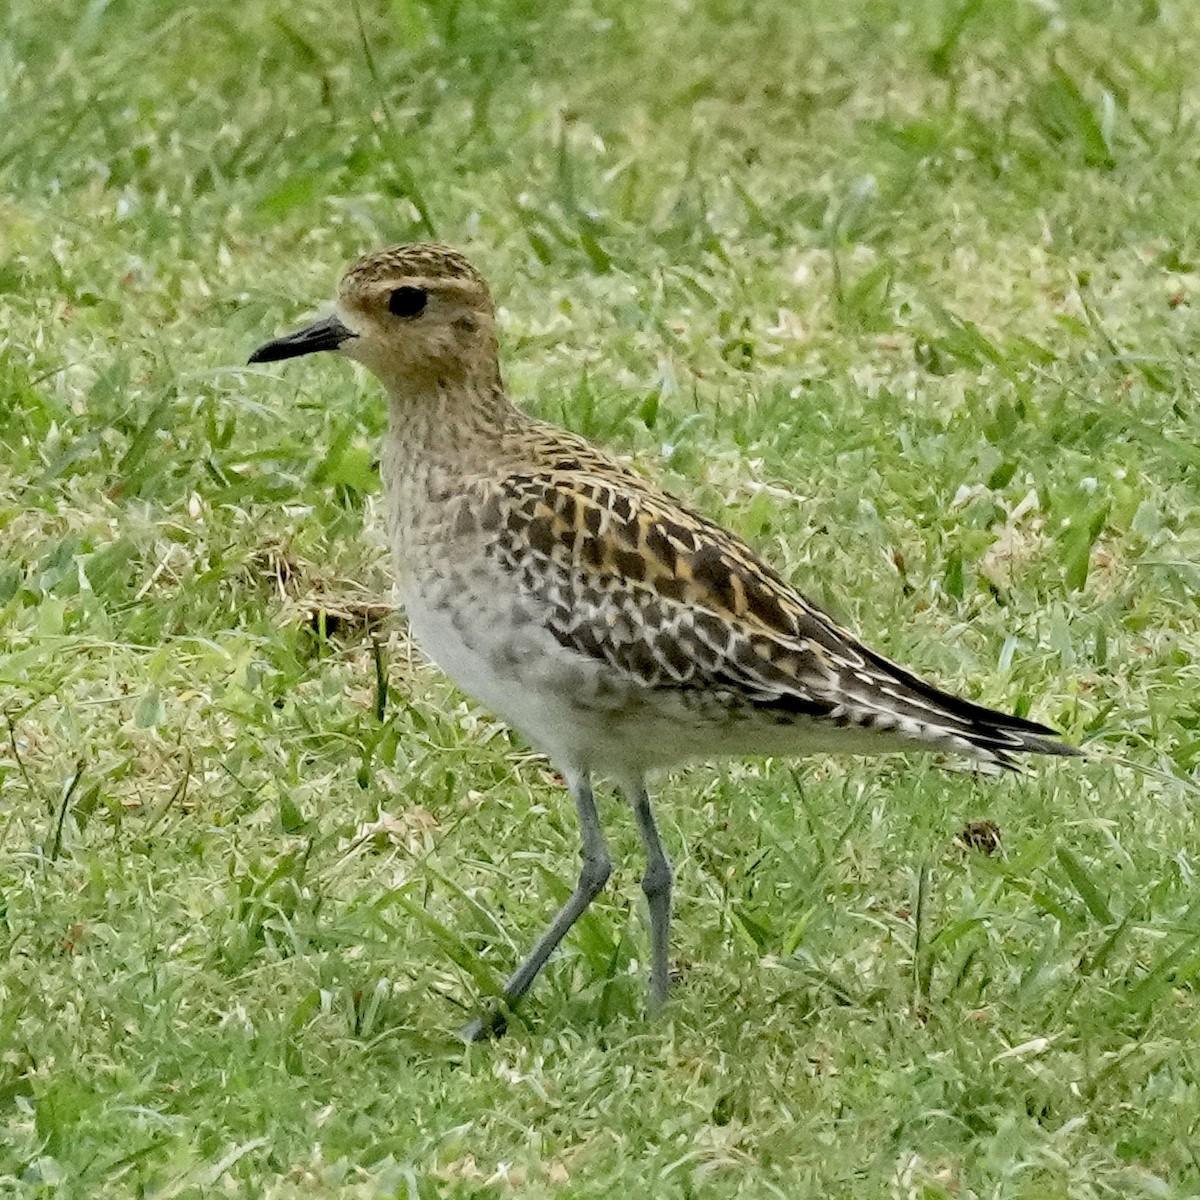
629;785;673;1008
462;773;611;1041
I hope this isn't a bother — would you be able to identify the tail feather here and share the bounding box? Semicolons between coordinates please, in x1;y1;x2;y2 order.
844;643;1082;767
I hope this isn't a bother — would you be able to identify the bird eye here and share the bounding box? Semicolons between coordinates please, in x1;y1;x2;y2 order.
388;286;428;317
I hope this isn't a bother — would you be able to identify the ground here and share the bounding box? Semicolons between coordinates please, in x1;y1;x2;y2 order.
2;1;1200;1196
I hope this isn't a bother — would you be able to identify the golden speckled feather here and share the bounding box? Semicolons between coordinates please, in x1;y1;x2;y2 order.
478;443;1073;767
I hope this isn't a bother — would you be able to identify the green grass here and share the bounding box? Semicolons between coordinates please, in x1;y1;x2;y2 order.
2;0;1200;1194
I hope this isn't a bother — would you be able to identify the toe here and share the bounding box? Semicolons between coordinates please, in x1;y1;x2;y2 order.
459;1009;508;1043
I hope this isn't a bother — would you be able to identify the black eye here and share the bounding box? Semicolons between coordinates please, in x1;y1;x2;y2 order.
388;286;427;317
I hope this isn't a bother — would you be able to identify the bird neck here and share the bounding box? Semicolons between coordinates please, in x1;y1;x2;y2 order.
380;373;530;582
381;371;527;471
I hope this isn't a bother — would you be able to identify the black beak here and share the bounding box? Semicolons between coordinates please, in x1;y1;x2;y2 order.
248;314;356;364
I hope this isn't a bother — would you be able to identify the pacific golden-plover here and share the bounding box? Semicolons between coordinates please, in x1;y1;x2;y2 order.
250;243;1080;1039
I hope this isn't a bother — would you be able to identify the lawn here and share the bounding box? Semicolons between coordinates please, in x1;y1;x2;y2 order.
3;0;1200;1195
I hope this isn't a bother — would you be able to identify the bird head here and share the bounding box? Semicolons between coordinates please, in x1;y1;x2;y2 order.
249;243;498;392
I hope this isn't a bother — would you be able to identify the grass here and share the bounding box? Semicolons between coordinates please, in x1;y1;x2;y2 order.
2;0;1200;1194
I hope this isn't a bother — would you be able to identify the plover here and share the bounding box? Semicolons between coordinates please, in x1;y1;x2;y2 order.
250;243;1080;1039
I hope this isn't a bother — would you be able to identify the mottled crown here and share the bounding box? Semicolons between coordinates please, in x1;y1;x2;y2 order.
339;242;488;296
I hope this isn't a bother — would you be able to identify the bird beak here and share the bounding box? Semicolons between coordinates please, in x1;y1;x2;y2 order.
248;313;356;364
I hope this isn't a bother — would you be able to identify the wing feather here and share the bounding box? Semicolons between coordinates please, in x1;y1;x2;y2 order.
485;466;1077;764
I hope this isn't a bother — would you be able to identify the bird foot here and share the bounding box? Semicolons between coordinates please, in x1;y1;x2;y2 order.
459;1007;509;1043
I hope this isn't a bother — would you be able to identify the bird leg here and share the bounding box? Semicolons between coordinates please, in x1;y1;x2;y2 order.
462;775;611;1041
630;786;673;1008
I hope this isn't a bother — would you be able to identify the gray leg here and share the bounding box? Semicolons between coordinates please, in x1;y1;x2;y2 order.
462;775;611;1041
630;786;673;1008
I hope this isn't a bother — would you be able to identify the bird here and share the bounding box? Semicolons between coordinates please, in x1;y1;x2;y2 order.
249;242;1080;1039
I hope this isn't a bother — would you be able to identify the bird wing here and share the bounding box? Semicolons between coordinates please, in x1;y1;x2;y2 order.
487;467;1077;765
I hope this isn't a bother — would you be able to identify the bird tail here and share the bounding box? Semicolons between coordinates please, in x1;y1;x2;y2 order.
849;643;1083;770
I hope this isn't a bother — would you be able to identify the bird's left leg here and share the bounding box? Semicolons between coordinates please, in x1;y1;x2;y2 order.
628;785;673;1008
461;772;611;1041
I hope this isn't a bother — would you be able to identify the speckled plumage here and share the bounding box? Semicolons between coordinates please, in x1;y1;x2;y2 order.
251;242;1079;1037
340;242;486;295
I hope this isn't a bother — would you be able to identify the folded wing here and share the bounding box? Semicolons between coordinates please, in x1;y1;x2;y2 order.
487;467;1079;767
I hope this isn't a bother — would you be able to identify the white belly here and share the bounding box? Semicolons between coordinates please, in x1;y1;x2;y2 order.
401;582;615;775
